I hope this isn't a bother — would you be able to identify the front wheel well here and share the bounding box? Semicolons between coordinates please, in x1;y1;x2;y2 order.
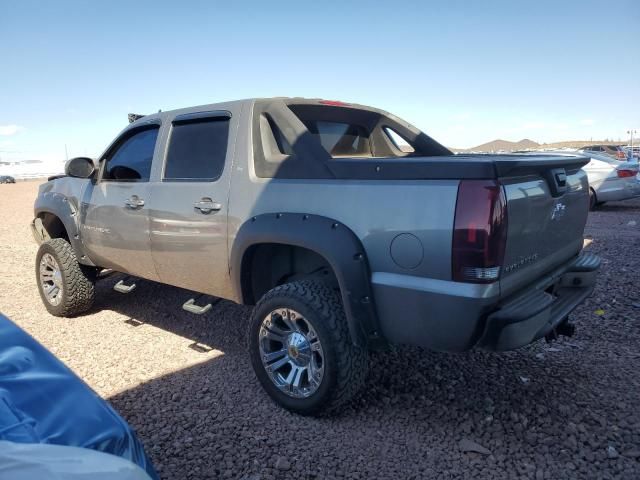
37;212;69;241
241;243;338;305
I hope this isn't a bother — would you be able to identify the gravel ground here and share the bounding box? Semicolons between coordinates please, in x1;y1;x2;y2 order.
1;180;639;480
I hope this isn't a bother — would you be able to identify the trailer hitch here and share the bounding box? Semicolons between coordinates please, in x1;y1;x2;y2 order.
545;318;576;343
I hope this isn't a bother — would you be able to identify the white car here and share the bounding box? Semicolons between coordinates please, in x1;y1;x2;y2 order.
582;152;640;210
523;151;640;210
623;145;640;161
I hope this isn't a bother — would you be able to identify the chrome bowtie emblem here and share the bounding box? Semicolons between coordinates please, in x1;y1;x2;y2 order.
551;202;566;220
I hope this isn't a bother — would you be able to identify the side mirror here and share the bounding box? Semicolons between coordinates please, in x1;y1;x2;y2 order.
65;157;95;179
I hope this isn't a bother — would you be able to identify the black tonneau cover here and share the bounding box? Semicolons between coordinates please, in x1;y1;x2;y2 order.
326;154;590;180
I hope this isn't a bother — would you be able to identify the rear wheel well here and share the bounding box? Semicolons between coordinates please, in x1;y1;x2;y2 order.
241;243;338;305
38;212;69;241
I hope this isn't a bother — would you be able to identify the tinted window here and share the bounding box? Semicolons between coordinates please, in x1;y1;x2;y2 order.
104;127;159;182
164;118;229;181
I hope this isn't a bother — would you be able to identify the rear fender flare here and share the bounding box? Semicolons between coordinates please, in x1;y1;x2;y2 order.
231;213;383;348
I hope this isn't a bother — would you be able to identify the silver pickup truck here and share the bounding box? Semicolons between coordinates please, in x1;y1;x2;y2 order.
32;98;600;415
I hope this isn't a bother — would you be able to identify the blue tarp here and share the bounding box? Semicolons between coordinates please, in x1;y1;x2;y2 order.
0;314;158;479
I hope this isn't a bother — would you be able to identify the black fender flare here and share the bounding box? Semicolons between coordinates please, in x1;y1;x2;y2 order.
231;213;383;348
34;191;96;266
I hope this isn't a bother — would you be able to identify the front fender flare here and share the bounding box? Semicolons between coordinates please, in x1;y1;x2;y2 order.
34;192;96;266
231;213;383;348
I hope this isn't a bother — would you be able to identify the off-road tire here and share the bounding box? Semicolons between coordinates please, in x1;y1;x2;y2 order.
35;238;96;317
248;280;368;416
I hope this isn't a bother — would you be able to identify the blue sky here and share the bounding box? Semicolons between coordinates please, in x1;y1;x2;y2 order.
1;0;638;162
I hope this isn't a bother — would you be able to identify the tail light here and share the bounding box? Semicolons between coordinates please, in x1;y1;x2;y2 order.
452;180;508;283
616;151;627;159
617;169;636;178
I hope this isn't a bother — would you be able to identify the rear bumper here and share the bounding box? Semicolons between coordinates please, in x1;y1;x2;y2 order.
477;260;598;351
372;253;600;352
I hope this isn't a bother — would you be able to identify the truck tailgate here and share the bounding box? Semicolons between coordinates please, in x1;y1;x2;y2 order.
496;155;590;296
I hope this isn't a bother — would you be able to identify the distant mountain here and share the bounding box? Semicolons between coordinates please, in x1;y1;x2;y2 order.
541;140;624;149
453;138;626;153
466;138;540;152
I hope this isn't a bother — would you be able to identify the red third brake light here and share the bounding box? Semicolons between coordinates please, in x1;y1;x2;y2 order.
319;100;351;106
617;169;636;178
452;180;508;283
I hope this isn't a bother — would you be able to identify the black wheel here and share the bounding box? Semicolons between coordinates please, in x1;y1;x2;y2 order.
589;188;597;211
36;238;97;317
248;281;368;416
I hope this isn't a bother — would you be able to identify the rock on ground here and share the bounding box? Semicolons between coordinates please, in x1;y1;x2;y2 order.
1;181;639;479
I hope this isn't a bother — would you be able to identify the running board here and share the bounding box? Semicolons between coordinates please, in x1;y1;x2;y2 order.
182;298;211;315
182;296;220;315
97;268;116;280
114;279;137;294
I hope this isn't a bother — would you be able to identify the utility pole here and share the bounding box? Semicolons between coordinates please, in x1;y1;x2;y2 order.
65;144;69;161
628;130;637;161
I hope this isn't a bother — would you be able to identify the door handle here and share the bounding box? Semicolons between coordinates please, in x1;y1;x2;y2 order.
194;198;222;214
124;195;145;209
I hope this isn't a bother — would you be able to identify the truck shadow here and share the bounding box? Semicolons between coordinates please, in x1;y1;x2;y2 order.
92;273;251;354
98;275;613;479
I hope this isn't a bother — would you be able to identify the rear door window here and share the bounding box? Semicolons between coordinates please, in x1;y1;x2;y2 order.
164;117;229;181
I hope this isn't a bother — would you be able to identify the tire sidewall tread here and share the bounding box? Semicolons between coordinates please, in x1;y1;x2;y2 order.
248;280;368;416
35;238;96;317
